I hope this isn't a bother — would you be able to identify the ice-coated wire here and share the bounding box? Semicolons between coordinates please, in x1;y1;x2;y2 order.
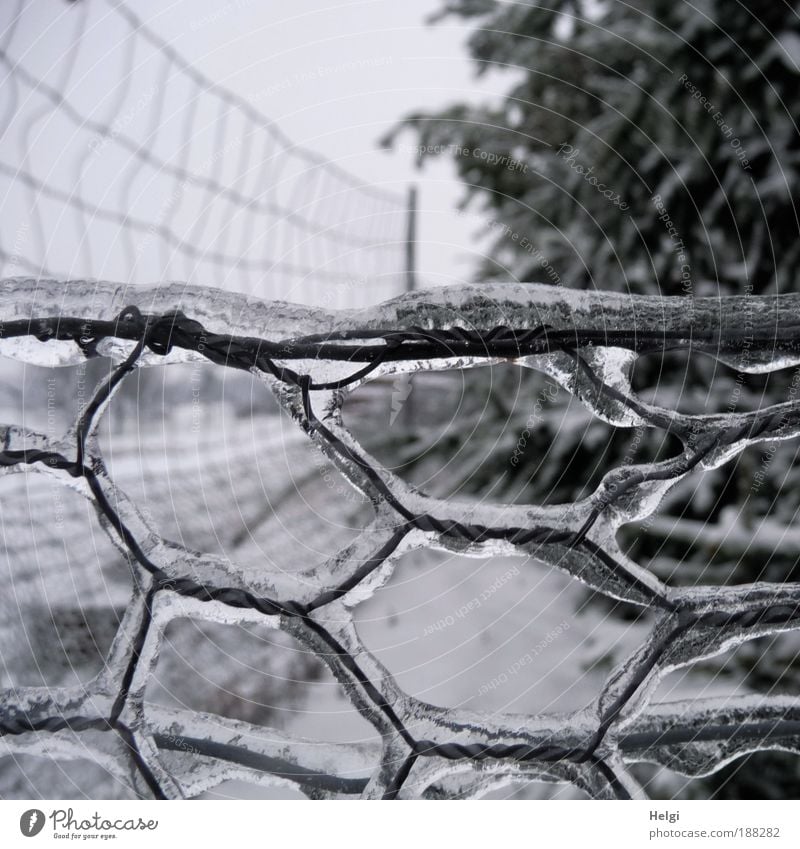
2;278;800;799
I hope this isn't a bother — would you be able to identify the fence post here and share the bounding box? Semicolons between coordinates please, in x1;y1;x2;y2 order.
396;184;418;427
405;184;417;292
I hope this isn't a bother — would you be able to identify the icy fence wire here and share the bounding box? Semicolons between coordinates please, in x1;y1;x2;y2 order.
0;0;407;303
2;277;800;799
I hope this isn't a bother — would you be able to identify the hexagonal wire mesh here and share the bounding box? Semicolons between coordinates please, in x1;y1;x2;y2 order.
2;277;800;799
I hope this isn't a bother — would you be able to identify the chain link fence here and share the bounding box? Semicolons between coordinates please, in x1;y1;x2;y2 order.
1;278;799;799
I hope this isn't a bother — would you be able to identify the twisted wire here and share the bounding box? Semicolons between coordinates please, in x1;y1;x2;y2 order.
1;294;800;799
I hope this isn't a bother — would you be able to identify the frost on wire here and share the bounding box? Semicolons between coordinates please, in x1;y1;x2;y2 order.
1;277;800;799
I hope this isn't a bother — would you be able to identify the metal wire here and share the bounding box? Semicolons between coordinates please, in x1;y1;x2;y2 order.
2;279;800;799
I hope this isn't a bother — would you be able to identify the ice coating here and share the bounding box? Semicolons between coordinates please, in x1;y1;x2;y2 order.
1;276;800;799
2;277;800;369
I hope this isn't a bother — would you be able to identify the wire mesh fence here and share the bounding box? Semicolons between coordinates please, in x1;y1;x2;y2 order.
0;0;409;306
1;277;800;799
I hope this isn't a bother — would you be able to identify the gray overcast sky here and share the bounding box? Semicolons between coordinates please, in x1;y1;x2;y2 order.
143;0;508;287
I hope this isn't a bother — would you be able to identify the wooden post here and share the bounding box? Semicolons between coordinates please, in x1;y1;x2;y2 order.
398;184;418;427
405;184;417;292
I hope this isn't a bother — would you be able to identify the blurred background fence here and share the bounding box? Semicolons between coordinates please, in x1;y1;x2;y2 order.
0;0;415;306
